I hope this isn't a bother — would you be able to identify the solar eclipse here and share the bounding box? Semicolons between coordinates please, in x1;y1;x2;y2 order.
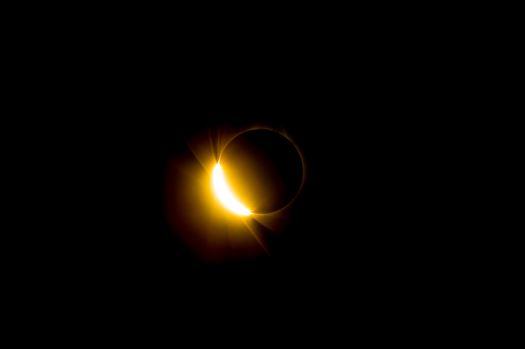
165;126;305;262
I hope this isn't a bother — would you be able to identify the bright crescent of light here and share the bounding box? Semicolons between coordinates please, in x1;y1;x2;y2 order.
212;163;252;216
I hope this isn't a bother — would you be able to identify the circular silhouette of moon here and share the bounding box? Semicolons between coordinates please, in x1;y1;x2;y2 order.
218;129;304;214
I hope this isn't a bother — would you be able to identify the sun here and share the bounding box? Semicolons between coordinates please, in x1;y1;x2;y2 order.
212;163;252;216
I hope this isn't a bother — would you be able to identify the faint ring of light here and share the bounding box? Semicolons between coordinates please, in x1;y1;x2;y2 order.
218;127;306;215
212;163;252;216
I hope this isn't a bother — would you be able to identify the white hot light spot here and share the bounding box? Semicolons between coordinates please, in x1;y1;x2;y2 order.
212;163;252;216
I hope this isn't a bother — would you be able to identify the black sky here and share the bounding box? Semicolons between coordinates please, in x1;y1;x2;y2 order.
19;23;467;315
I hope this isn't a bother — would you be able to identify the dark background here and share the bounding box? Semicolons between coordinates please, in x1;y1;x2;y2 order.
16;17;473;322
1;5;503;342
56;94;455;303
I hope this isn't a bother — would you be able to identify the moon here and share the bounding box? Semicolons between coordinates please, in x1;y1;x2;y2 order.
212;163;252;216
218;129;304;214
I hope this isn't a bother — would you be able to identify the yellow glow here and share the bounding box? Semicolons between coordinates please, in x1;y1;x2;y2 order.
212;163;252;216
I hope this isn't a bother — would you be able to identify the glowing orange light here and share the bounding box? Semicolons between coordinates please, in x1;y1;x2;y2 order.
212;163;252;216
